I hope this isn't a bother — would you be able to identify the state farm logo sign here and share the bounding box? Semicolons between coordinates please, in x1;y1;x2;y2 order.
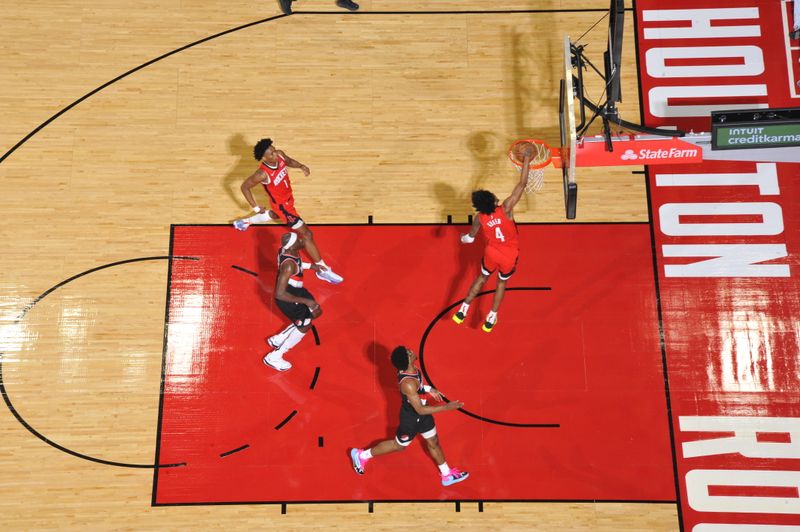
576;137;703;166
622;146;700;162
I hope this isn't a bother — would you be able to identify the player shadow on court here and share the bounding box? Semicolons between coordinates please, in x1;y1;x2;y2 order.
432;182;486;314
506;27;560;212
253;228;281;314
222;133;257;213
363;340;403;444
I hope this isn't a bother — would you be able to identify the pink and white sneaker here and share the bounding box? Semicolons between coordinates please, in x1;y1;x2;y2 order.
441;468;469;486
349;448;368;474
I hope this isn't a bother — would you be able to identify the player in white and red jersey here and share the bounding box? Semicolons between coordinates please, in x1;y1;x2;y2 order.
348;346;468;487
452;148;532;332
233;138;342;284
263;232;324;371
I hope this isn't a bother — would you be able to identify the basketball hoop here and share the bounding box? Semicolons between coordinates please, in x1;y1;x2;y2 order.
508;139;554;193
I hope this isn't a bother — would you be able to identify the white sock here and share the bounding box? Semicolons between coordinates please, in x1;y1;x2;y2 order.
458;302;470;315
270;324;295;346
359;449;373;460
315;259;329;269
486;310;497;323
276;327;307;356
438;462;451;475
245;212;272;224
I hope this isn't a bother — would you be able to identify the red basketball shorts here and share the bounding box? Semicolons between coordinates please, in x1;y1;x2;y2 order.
270;198;304;230
481;245;519;280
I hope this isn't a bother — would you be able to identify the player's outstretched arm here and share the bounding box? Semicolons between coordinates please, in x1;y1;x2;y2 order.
403;380;464;415
240;169;267;212
277;149;310;176
502;152;532;216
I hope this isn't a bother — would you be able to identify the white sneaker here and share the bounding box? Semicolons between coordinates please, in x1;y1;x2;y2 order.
263;352;292;371
316;268;344;284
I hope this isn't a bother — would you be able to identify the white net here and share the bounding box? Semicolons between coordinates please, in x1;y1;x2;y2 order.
510;140;551;193
525;167;545;193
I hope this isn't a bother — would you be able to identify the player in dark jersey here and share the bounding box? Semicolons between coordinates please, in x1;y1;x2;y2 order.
452;148;532;332
233;138;342;285
263;232;324;371
349;346;469;487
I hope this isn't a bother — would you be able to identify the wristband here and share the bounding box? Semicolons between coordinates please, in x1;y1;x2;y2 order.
460;233;475;244
422;385;432;393
253;205;261;213
301;262;312;270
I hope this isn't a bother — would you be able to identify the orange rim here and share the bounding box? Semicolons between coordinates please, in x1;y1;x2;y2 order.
508;139;553;169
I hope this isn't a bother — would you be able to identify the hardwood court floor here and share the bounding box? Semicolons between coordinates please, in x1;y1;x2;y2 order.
0;1;677;530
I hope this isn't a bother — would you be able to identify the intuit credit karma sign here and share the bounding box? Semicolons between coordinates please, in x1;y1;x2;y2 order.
636;2;800;531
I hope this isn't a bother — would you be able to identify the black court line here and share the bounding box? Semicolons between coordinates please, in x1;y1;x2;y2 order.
0;14;288;165
310;324;321;346
220;444;250;458
455;501;461;512
281;503;287;514
172;221;649;227
418;287;560;429
274;410;298;430
231;264;258;277
478;501;484;512
318;436;324;448
0;254;196;470
153;498;677;507
310;367;321;390
295;8;629;15
632;1;684;528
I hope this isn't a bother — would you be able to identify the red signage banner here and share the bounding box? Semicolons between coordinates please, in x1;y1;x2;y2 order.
636;1;800;530
574;136;703;166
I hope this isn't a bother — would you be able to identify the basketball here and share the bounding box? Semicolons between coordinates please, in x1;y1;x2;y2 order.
513;141;535;162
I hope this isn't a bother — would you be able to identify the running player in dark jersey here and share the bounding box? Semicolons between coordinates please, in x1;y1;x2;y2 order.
233;138;343;285
263;232;323;371
452;148;532;332
349;346;469;487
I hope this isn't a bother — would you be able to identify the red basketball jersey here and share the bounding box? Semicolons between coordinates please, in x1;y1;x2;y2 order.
259;155;294;205
479;206;519;252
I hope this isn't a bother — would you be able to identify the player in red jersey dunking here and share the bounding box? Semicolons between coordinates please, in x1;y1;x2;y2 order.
452;149;532;332
233;138;342;284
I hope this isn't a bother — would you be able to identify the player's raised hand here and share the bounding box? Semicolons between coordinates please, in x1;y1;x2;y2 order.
300;164;310;176
429;388;444;402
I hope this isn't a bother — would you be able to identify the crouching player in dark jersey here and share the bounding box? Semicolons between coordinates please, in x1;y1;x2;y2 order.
263;233;323;372
452;148;532;332
349;346;469;487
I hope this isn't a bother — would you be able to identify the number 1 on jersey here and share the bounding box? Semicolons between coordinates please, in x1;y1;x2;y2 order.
495;227;505;242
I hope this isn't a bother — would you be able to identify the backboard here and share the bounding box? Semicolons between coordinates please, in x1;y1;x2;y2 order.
560;36;578;219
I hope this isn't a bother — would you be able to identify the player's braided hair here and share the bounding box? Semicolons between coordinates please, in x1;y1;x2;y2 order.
391;346;410;370
254;138;273;160
471;190;497;215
